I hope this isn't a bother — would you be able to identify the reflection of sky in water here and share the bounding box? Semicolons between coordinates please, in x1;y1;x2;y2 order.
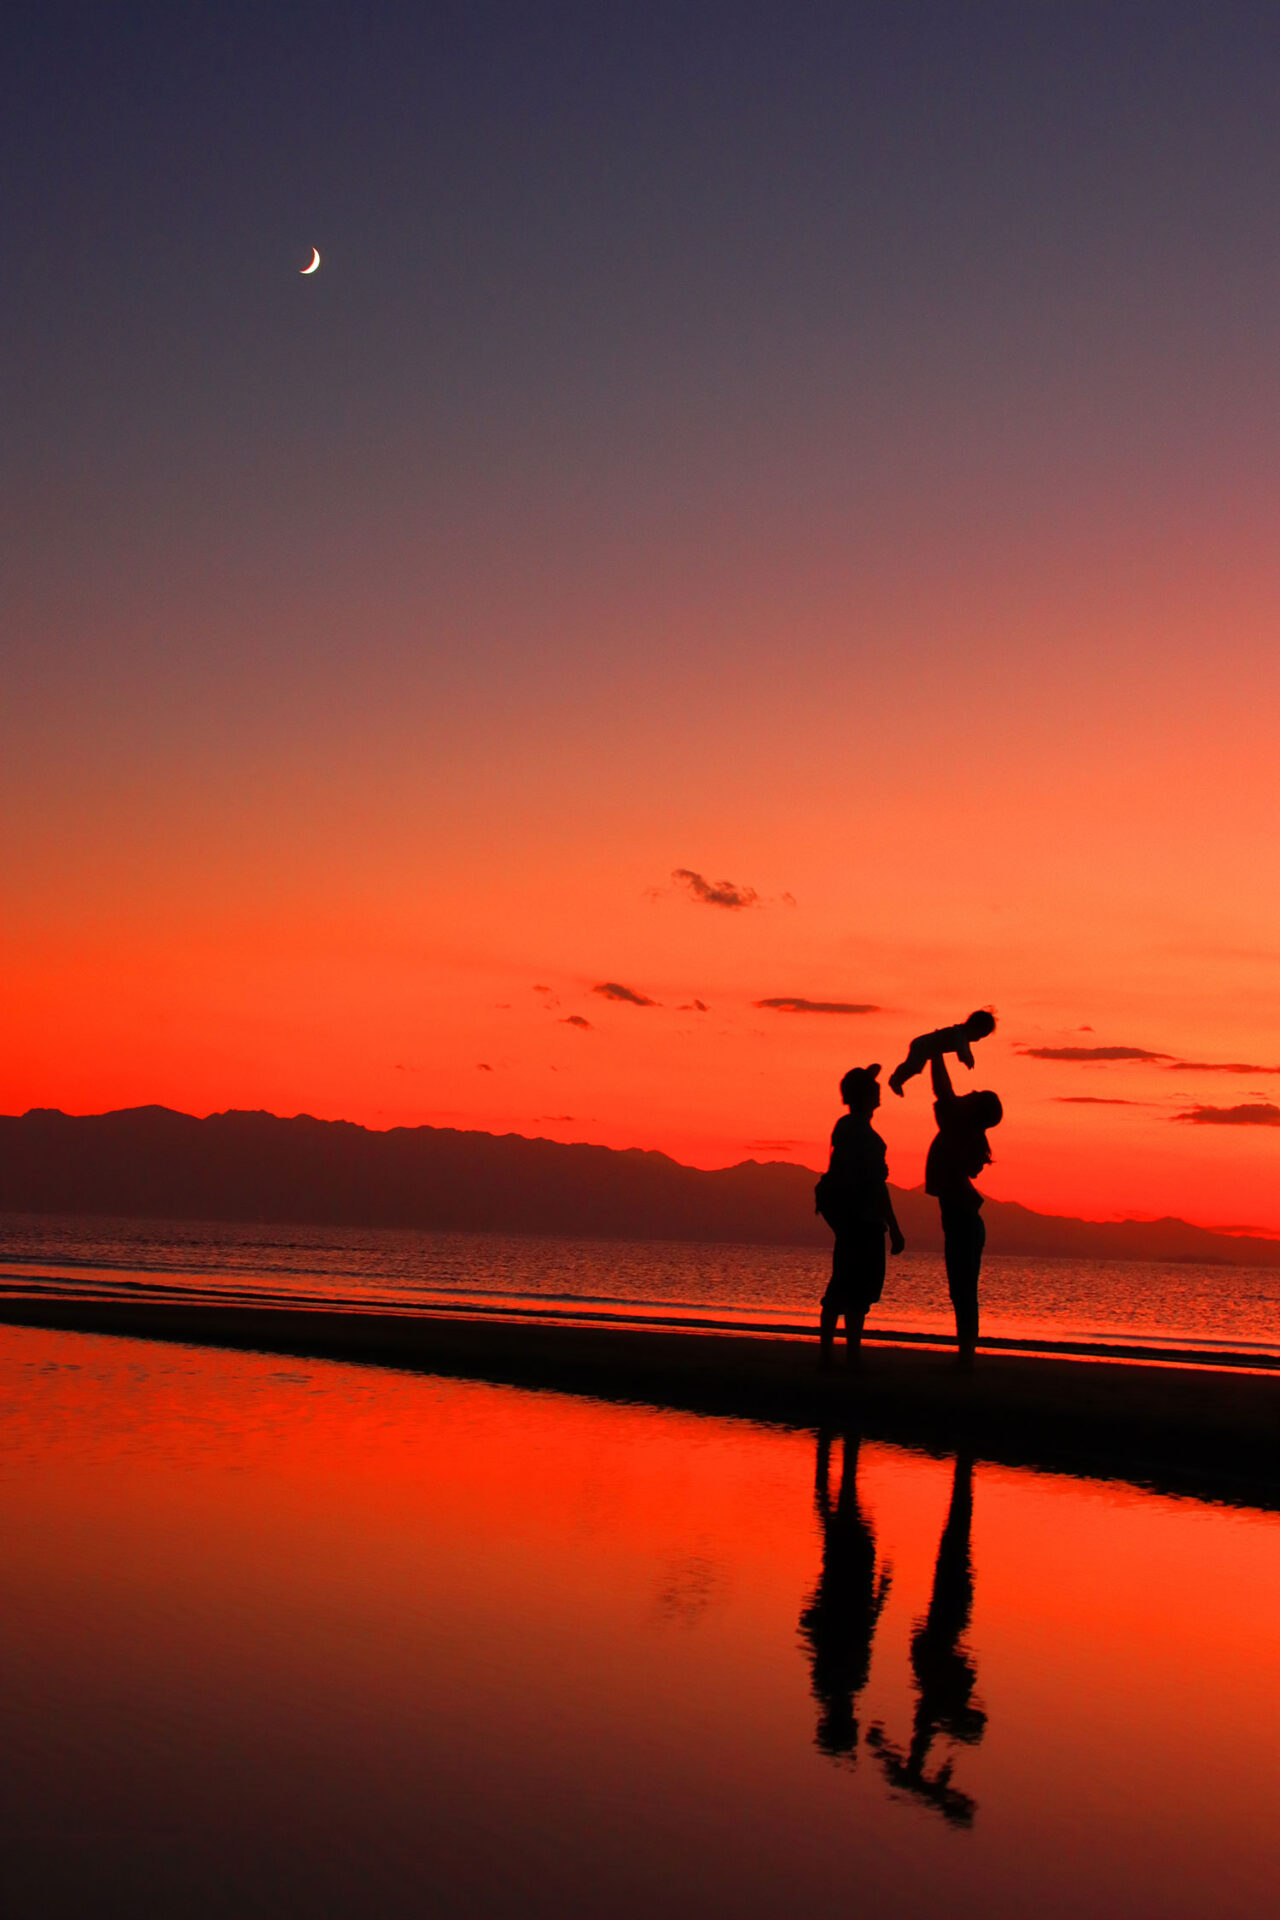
0;1325;1276;1918
3;1215;1280;1355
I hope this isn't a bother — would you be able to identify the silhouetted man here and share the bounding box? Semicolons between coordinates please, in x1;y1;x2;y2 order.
798;1429;892;1759
815;1065;905;1365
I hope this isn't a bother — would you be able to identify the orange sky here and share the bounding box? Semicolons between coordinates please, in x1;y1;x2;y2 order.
5;537;1280;1228
5;6;1280;1231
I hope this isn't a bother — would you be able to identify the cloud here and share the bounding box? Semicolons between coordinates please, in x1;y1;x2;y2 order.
1019;1045;1172;1062
756;996;880;1015
672;869;759;910
561;1014;593;1030
1023;1044;1280;1074
747;1138;800;1152
477;1062;493;1071
679;999;709;1013
538;1114;576;1123
1174;1103;1280;1126
1168;1059;1280;1074
594;981;659;1006
1053;1095;1144;1105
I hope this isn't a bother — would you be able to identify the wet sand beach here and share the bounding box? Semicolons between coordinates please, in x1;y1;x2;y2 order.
1;1294;1275;1506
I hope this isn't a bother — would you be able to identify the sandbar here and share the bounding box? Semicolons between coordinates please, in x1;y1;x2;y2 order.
0;1294;1276;1508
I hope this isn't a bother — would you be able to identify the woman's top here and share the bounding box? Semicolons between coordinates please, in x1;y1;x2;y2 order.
826;1115;890;1225
924;1095;984;1212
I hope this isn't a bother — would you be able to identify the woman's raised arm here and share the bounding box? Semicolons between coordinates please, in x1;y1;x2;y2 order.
930;1053;957;1104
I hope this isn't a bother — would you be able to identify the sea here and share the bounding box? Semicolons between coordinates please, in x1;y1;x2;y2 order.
0;1323;1275;1917
1;1211;1278;1360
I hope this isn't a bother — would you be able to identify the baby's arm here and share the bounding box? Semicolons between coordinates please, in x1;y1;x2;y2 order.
932;1021;972;1066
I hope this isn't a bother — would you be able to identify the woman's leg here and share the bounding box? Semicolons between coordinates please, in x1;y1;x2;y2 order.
943;1212;985;1364
819;1290;840;1363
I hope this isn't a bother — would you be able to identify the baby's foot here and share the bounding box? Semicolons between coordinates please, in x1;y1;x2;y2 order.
887;1070;906;1096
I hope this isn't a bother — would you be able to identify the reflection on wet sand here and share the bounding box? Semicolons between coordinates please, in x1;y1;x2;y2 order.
797;1428;892;1761
868;1450;986;1825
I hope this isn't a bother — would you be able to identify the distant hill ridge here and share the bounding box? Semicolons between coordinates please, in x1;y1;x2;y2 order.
1;1105;1278;1266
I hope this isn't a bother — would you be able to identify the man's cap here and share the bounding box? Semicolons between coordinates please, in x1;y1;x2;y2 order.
840;1064;881;1102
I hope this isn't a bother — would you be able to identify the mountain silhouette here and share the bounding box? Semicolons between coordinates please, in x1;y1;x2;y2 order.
1;1107;1277;1264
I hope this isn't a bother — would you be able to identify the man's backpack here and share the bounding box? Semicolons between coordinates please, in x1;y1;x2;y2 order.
813;1172;843;1231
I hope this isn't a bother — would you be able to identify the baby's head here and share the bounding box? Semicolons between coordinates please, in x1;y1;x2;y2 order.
965;1009;997;1041
840;1064;882;1116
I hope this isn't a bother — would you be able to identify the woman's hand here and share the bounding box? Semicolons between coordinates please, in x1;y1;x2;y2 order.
890;1227;906;1256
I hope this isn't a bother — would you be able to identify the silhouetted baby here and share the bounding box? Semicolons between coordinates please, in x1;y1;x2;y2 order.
888;1010;996;1097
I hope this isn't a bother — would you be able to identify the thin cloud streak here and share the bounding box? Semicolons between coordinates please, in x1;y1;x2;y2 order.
1024;1045;1280;1073
1020;1045;1172;1062
1174;1103;1280;1126
1169;1060;1280;1074
756;997;880;1015
1054;1095;1144;1105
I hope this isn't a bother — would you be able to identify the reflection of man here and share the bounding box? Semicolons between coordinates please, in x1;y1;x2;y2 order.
798;1429;892;1760
869;1451;986;1825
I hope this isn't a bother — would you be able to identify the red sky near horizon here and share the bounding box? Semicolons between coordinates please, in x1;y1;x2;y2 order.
5;4;1280;1230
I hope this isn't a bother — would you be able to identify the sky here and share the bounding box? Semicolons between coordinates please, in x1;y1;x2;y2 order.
5;1;1280;1227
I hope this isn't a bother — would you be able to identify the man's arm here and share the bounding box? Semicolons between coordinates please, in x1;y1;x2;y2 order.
882;1184;905;1254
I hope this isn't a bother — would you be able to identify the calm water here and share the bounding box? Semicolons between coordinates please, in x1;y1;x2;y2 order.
2;1213;1279;1356
0;1323;1275;1918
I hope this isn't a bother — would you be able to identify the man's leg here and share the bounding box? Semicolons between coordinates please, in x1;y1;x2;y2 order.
844;1304;868;1366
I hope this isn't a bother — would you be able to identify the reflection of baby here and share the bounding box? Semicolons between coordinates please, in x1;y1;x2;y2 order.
888;1010;996;1097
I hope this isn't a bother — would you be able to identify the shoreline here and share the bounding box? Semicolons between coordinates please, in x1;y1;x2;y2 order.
1;1294;1277;1508
2;1274;1276;1371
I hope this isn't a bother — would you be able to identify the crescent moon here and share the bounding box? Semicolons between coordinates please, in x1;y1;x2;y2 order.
301;247;321;275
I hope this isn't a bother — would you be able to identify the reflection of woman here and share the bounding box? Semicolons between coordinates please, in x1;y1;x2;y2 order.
816;1066;904;1366
925;1055;1002;1368
869;1451;986;1826
798;1430;892;1760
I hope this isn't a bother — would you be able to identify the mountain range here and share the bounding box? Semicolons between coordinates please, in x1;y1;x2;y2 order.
1;1105;1277;1266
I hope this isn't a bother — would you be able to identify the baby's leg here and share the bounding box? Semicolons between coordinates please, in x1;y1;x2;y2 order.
888;1040;927;1095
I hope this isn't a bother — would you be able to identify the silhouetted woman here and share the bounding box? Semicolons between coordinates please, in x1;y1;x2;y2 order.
925;1054;1002;1368
815;1064;904;1365
868;1450;985;1825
